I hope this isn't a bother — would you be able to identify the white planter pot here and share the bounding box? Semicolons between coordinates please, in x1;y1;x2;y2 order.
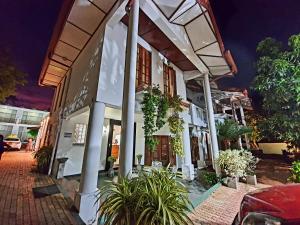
246;175;257;186
227;177;238;189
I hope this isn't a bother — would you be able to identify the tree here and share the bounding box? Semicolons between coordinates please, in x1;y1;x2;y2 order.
216;119;252;149
253;34;300;148
0;50;26;102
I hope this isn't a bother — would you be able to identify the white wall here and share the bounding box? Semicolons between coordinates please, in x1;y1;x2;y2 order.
64;26;105;116
56;111;89;176
97;21;188;106
258;143;287;155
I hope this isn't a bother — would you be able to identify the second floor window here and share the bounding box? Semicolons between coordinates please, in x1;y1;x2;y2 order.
136;45;151;91
163;64;177;97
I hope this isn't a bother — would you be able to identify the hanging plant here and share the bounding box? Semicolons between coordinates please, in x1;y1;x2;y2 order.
156;94;169;130
142;85;169;151
168;95;185;156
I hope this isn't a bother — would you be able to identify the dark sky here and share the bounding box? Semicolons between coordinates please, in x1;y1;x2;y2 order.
211;0;300;89
0;0;62;111
1;1;300;110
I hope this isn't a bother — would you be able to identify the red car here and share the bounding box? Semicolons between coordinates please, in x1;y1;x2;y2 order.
235;184;300;225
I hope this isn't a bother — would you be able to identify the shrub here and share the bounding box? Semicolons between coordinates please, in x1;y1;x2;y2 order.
289;160;300;183
217;149;255;177
199;171;219;188
97;168;194;225
33;146;53;174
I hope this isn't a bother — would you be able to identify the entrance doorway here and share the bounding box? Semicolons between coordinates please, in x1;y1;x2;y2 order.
144;135;175;166
191;136;200;166
106;119;136;171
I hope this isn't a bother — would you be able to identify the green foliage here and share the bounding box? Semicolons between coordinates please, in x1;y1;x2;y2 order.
168;114;184;156
98;168;194;225
289;160;300;183
216;119;252;149
253;34;300;148
0;50;27;102
33;146;53;174
201;171;219;187
142;85;169;151
27;129;38;138
245;112;263;148
107;156;116;163
217;149;256;177
136;154;143;161
168;95;185;156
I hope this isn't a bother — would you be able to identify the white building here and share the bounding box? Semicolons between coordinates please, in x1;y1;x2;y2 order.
38;0;238;223
0;104;49;141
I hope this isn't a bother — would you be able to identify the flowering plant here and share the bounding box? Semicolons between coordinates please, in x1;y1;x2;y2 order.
217;149;256;177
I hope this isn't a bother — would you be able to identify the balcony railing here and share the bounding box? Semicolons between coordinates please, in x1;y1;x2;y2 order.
20;118;42;125
190;103;206;127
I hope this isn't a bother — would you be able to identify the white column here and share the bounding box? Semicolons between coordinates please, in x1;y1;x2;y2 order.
232;103;243;149
203;73;219;167
239;104;250;149
182;122;194;180
198;131;205;161
119;0;139;178
74;101;105;225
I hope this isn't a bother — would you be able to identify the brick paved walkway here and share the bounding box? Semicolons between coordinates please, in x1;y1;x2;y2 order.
190;183;269;225
0;151;80;225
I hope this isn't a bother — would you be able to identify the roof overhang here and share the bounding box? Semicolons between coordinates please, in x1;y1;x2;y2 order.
39;0;119;87
151;0;237;77
39;0;237;87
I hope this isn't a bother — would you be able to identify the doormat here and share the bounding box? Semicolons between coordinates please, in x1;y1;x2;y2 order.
32;184;60;198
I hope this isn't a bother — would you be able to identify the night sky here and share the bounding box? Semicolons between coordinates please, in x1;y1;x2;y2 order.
1;0;300;110
0;1;62;111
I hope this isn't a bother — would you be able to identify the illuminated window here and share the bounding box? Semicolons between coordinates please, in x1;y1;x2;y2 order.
136;45;151;91
73;124;87;144
163;64;177;97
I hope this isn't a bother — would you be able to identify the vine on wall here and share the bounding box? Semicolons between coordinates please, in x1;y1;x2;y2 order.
141;85;169;151
141;86;185;157
168;95;185;156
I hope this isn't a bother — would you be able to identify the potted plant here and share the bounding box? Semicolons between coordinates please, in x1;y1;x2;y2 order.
107;156;116;177
97;168;194;225
216;119;252;149
136;154;143;171
242;150;258;185
217;149;248;189
33;146;53;174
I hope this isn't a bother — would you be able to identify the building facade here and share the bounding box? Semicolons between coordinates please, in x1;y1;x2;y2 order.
38;0;238;223
0;104;49;141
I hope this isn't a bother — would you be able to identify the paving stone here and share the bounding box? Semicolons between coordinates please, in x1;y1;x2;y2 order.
0;151;80;225
189;182;269;225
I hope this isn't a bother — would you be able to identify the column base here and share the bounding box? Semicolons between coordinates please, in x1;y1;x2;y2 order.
182;163;195;180
74;189;100;225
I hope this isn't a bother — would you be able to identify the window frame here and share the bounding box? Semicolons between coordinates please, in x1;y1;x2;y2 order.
73;123;87;145
136;44;152;91
163;63;177;97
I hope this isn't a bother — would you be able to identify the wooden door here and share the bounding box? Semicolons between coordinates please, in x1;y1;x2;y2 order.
145;136;175;166
191;137;200;165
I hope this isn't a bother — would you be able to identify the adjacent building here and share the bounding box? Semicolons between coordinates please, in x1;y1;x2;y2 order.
38;0;238;223
0;104;49;141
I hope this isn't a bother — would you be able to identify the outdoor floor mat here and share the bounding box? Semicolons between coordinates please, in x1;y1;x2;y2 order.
32;184;60;198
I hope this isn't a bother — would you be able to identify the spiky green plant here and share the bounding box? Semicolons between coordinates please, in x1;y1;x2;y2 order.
33;146;53;174
97;168;194;225
217;119;252;149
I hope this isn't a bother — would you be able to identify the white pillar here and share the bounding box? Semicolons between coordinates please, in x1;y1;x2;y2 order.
232;103;243;149
239;104;250;149
74;101;105;225
198;131;205;161
182;123;194;180
119;0;139;178
203;73;219;166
